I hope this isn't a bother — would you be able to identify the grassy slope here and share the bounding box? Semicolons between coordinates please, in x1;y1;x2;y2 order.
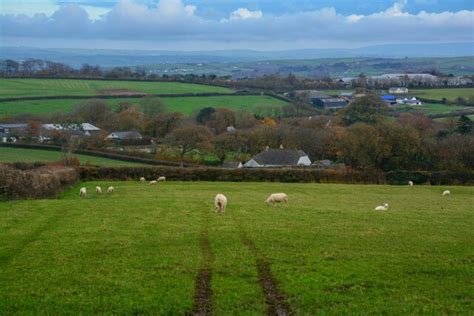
0;95;287;116
411;88;474;102
395;103;470;115
0;181;472;314
0;147;147;167
0;78;231;98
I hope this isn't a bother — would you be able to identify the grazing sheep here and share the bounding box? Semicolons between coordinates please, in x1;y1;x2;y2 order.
95;186;102;194
265;193;288;206
107;186;115;193
79;187;87;197
442;190;451;196
140;177;146;182
215;194;227;213
408;181;414;186
149;180;157;186
375;203;389;211
157;176;166;182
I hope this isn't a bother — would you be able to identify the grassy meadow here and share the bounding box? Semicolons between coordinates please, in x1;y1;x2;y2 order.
0;147;147;167
0;78;231;99
0;95;287;116
0;181;472;314
411;88;474;102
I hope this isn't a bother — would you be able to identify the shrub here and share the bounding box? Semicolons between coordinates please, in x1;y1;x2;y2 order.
0;164;79;200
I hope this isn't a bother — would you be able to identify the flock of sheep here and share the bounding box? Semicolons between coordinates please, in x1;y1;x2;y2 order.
79;178;452;212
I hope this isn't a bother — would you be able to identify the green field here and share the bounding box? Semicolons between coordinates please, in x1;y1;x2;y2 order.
0;147;147;167
412;88;474;102
0;78;231;99
0;181;472;314
0;95;287;116
395;103;471;116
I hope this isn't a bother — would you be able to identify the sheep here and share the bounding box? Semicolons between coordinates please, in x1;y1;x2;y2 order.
265;193;288;206
95;186;102;194
140;177;146;182
442;190;451;196
408;181;414;186
79;187;87;197
107;186;115;193
375;203;389;211
157;176;166;182
214;194;227;213
149;180;157;186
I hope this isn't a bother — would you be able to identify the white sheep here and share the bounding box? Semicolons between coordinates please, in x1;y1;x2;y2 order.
215;194;227;213
265;193;288;206
95;186;102;194
442;190;451;196
408;181;414;186
375;203;389;211
140;177;146;182
107;186;115;193
157;176;166;182
79;187;87;197
149;180;157;186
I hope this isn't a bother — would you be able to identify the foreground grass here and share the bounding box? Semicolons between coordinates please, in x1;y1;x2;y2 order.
0;95;287;116
0;147;147;167
0;78;231;99
0;182;472;314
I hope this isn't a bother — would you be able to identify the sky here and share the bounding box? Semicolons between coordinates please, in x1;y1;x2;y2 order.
1;0;473;51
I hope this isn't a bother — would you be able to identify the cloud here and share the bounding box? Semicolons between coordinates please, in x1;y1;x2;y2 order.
0;0;473;48
228;8;263;20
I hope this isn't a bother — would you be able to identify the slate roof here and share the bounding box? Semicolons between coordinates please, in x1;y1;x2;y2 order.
108;131;143;140
251;149;308;166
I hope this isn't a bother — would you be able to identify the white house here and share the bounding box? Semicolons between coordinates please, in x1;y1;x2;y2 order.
244;149;311;168
389;87;409;94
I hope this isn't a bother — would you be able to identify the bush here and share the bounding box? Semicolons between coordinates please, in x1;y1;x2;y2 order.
0;164;79;200
386;170;431;185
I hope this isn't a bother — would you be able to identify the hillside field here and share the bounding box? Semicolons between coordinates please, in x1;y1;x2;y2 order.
0;95;288;116
0;78;231;99
0;147;147;167
0;181;472;314
411;88;474;102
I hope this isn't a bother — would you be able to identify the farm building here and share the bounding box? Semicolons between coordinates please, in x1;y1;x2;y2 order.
106;131;143;141
222;161;243;169
308;91;348;109
42;123;101;136
244;149;311;168
381;95;397;106
389;87;409;94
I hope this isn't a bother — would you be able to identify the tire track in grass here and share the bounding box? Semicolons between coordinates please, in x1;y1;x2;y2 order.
237;224;292;316
189;210;215;315
0;210;63;266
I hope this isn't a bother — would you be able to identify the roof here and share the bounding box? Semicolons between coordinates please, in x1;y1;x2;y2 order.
108;131;143;139
0;124;27;129
318;98;348;108
222;161;242;168
381;95;396;100
250;149;308;166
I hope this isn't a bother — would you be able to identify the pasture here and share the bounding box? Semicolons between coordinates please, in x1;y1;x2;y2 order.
0;95;287;116
0;147;147;167
411;88;474;102
0;181;472;314
0;78;231;99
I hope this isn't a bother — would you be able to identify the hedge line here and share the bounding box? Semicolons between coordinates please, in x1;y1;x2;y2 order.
77;166;474;185
0;164;79;200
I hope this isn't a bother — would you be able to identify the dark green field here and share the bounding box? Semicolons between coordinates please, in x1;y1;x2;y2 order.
0;95;287;116
0;78;231;99
0;181;472;314
0;147;147;167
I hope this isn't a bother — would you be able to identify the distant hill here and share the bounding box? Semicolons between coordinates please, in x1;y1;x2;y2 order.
1;43;473;68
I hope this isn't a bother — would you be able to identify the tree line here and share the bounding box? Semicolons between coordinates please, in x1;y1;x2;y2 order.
2;93;472;172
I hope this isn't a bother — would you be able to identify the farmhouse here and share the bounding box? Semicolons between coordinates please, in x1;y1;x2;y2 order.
106;131;143;141
244;148;311;168
389;87;409;94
